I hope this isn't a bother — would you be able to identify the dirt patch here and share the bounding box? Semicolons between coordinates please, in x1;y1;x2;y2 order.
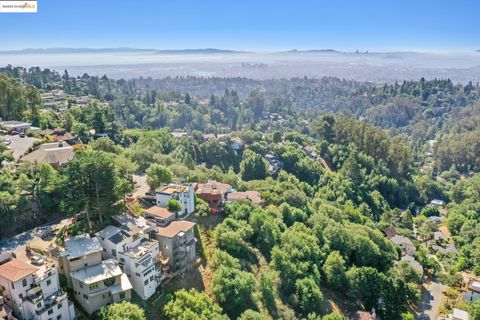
438;225;451;239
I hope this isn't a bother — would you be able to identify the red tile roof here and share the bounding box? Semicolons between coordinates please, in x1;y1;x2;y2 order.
383;227;397;238
0;259;38;282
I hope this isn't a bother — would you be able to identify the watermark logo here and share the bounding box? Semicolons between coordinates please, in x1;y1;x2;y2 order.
0;1;37;13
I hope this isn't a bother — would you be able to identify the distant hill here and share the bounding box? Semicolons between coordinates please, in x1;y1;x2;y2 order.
153;48;247;54
0;47;247;55
0;47;156;54
280;49;341;53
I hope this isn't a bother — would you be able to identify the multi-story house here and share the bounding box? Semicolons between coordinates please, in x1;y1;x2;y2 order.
56;235;103;288
154;221;196;271
96;224;160;300
155;183;195;217
70;259;131;315
112;213;155;235
0;296;14;320
194;180;233;214
56;235;132;315
0;253;75;320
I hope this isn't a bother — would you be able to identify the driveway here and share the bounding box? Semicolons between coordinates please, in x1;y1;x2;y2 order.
416;280;446;320
132;173;149;198
2;134;39;160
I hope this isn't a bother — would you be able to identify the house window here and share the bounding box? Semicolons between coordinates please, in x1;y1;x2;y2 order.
11;283;14;289
18;294;23;300
119;292;125;300
112;249;117;257
48;309;53;315
144;279;148;285
103;277;115;287
37;303;42;308
89;283;99;291
22;279;27;287
57;315;62;320
47;279;51;286
57;303;62;309
79;283;83;289
83;294;88;300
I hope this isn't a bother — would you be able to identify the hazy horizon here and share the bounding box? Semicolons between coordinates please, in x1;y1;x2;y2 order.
2;49;480;84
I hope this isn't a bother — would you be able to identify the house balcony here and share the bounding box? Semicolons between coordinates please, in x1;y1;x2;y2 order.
34;290;68;316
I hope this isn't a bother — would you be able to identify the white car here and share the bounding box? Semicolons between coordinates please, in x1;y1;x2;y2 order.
30;255;46;266
3;138;11;145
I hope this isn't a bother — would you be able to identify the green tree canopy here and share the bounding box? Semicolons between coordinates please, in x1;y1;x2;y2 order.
163;289;227;320
146;163;173;190
99;301;146;320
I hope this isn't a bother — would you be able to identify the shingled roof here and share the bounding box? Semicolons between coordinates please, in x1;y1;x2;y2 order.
156;221;195;238
21;142;74;166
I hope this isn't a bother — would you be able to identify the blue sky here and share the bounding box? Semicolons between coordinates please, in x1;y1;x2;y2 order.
1;0;479;51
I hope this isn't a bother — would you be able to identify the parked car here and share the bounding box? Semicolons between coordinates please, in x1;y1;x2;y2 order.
30;255;45;266
19;132;26;138
3;138;11;145
40;229;54;240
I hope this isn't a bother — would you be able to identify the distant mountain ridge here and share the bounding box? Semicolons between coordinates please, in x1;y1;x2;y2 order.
0;47;248;55
154;48;247;54
0;47;466;55
0;47;156;54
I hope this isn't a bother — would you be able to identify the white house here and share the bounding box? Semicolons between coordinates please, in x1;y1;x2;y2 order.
57;235;132;314
0;121;31;133
70;259;132;315
0;253;75;320
96;224;161;300
56;235;104;288
452;308;469;320
155;183;195;217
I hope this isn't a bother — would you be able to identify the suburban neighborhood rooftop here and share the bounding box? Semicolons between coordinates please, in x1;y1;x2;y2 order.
144;206;174;219
0;258;38;282
63;235;103;259
156;220;195;238
70;258;123;284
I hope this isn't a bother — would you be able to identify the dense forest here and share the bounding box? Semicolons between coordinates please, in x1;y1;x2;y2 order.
1;66;480;320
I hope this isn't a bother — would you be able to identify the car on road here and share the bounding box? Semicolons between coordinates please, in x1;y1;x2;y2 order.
40;229;54;240
19;132;26;138
30;255;46;266
3;138;11;145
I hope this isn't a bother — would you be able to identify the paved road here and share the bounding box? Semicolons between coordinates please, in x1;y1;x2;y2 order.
2;134;39;160
0;218;71;253
416;280;446;320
